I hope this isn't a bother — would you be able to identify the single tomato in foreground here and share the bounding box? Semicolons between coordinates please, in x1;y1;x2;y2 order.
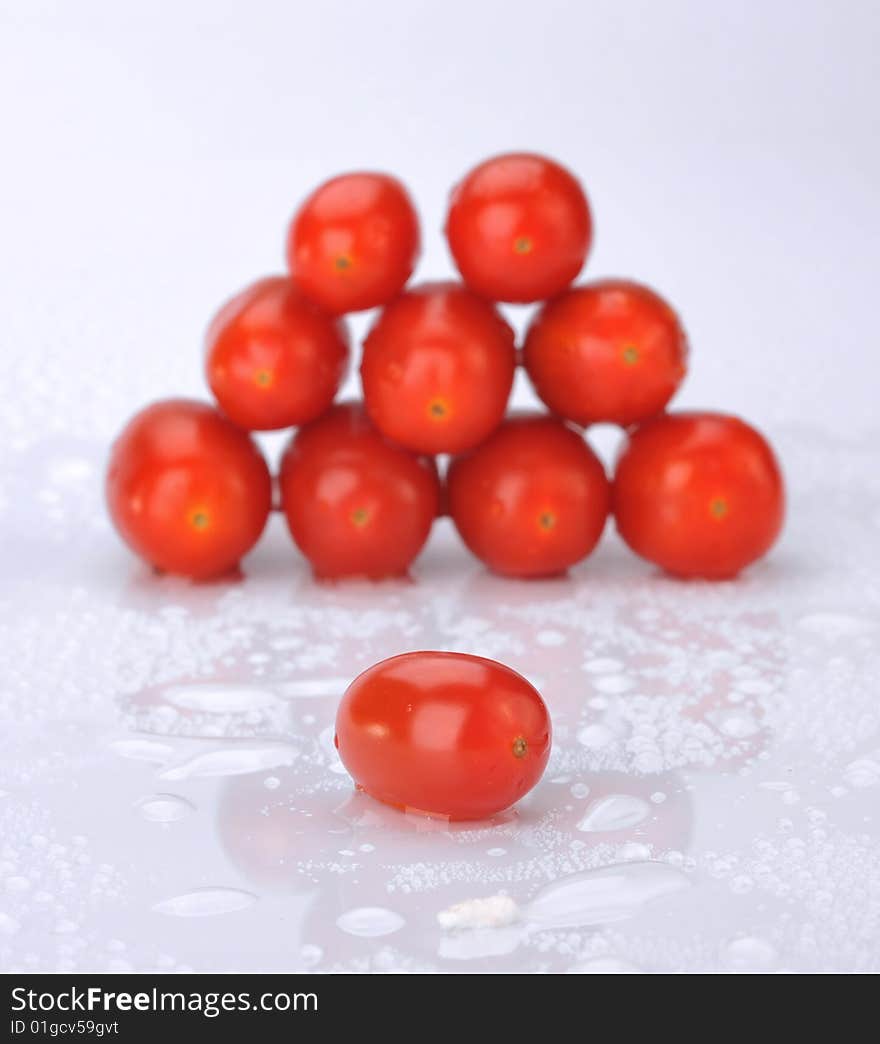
447;414;610;577
335;651;551;820
279;402;440;579
523;279;688;427
286;171;420;314
360;282;515;454
445;152;591;302
613;411;785;578
205;276;349;431
106;399;272;579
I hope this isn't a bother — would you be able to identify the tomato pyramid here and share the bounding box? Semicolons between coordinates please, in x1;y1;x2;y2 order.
107;153;784;581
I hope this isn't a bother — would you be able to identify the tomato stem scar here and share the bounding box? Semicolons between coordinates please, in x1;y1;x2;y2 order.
709;497;729;519
621;345;640;365
350;507;370;528
512;736;528;758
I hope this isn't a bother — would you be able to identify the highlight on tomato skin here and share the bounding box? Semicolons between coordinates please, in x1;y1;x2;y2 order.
286;171;420;315
523;279;689;428
105;399;273;580
334;651;552;821
447;413;611;578
612;411;785;579
445;152;592;303
205;276;349;432
360;281;516;455
278;402;441;581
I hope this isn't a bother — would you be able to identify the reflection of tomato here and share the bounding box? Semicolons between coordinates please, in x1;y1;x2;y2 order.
106;400;271;579
524;280;688;426
286;172;419;315
613;412;785;578
360;282;515;454
279;403;440;579
445;153;591;302
335;652;551;820
447;415;610;578
205;276;348;431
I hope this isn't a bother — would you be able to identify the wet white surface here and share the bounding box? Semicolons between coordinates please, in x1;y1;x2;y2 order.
2;0;879;975
1;423;879;974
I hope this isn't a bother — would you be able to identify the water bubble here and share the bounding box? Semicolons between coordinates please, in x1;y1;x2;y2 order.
577;724;614;750
583;658;624;674
723;935;778;972
577;795;651;833
263;776;281;790
525;862;689;929
0;912;20;935
709;708;760;739
593;675;635;695
798;613;875;640
487;847;506;857
153;887;257;917
536;630;566;647
301;944;323;968
843;758;880;789
134;794;195;823
570;783;590;799
336;907;404;938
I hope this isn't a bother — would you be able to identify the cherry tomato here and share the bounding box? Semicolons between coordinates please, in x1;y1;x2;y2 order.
524;279;688;427
445;152;592;303
286;172;419;314
613;412;785;578
335;651;551;820
279;402;440;579
106;399;272;579
204;276;349;431
447;414;610;578
360;282;515;454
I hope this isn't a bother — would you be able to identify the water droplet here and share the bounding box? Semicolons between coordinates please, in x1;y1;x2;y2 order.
723;935;778;972
583;658;624;674
300;944;323;968
487;847;506;857
536;630;566;647
110;738;174;763
568;956;643;974
618;842;652;861
153;887;256;917
162;684;279;713
278;677;349;699
134;794;195;823
570;782;590;799
159;743;298;780
5;876;30;893
48;456;93;484
577;795;651;833
263;776;281;790
843;757;880;788
336;906;404;938
525;862;689;928
593;675;635;695
577;724;614;750
53;919;79;934
798;612;875;640
709;708;760;738
0;912;20;935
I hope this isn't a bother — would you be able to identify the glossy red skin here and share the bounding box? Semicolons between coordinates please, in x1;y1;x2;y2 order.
205;276;349;431
286;172;420;315
447;414;610;578
524;280;688;427
613;412;785;579
361;282;516;454
445;153;592;303
335;651;552;820
106;399;272;579
279;402;441;579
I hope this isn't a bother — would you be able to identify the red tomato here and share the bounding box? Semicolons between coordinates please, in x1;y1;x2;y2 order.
279;402;440;579
286;172;419;314
335;651;551;820
613;412;785;578
447;414;610;577
524;279;688;427
445;153;592;303
360;282;515;454
106;399;272;579
205;276;349;431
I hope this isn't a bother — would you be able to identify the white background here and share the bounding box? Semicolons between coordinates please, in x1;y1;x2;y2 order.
1;1;880;975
